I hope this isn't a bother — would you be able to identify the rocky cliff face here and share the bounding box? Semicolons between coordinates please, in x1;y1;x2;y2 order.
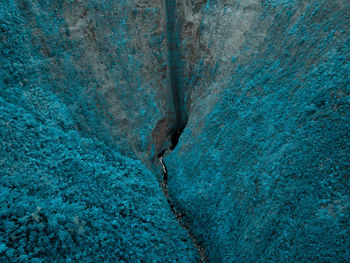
1;0;349;262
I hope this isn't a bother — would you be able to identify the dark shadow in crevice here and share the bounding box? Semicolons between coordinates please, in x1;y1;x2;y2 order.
155;1;206;261
157;149;167;158
170;128;184;150
157;127;185;158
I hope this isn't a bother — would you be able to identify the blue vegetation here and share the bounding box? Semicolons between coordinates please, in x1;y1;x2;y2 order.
0;1;197;261
1;0;349;262
0;0;174;159
166;0;350;262
0;80;197;262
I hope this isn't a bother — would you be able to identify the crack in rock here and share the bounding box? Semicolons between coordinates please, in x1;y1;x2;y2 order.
152;2;207;261
158;149;208;263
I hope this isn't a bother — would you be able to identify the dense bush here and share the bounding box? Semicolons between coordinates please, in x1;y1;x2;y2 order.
166;0;350;261
0;2;196;260
0;93;197;262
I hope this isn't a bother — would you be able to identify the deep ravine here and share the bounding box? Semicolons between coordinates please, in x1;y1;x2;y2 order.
154;1;207;261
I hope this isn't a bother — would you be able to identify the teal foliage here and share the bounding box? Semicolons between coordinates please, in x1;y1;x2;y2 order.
167;0;350;262
0;0;171;157
0;1;197;261
1;0;349;262
0;79;197;263
0;93;197;262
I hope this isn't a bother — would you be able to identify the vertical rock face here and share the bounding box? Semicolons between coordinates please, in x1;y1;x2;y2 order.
165;0;350;262
2;0;178;162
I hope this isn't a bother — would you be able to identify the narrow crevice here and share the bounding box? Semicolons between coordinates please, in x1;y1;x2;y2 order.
155;1;207;261
170;128;183;150
164;0;179;127
158;150;208;263
164;0;189;132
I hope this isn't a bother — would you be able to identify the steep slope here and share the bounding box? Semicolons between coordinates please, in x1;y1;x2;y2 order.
1;0;179;163
0;95;198;262
165;0;350;262
0;1;198;261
